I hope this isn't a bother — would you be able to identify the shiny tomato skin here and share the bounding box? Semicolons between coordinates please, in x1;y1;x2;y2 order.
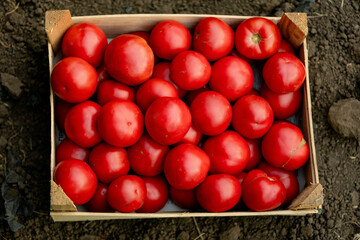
97;79;136;105
145;97;191;145
107;175;146;213
54;159;97;205
258;162;299;204
64;101;102;148
184;86;209;106
235;17;281;60
243;138;262;172
263;52;306;93
196;174;241;212
98;100;144;147
164;144;210;190
260;84;302;119
262;121;309;171
278;38;295;55
149;20;191;60
127;133;169;177
170;51;211;91
244;88;260;96
232;95;273;139
169;186;199;210
55;98;74;131
62;23;108;68
56;138;89;164
104;34;154;86
51;57;97;103
209;56;253;102
203;131;250;176
96;63;111;84
190;91;232;136
129;31;150;43
86;182;114;212
193;17;234;61
136;78;179;112
137;175;169;213
176;124;203;146
242;169;286;211
228;48;254;65
88;142;130;184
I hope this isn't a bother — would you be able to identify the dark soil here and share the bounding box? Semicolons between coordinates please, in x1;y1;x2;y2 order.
0;0;359;239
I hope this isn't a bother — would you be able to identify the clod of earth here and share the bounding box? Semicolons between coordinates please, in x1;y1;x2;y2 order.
0;73;23;99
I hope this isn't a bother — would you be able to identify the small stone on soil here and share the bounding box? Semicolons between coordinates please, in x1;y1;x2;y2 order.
0;73;24;99
219;226;240;240
177;231;189;240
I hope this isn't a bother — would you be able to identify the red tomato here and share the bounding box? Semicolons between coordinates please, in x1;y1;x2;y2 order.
129;31;150;43
169;186;199;210
127;133;169;177
64;101;102;148
51;57;97;103
244;88;260;97
260;84;302;119
234;172;247;210
62;23;108;68
149;20;191;60
261;121;309;171
176;124;203;146
104;34;154;86
243;138;262;172
86;182;114;212
258;162;299;204
56;138;89;164
242;169;286;211
278;38;295;55
193;17;234;61
236;172;247;185
88;142;130;183
164;144;210;190
263;52;306;93
209;56;253;102
232;95;273;139
54;159;97;205
96;63;111;84
97;79;136;105
170;51;211;91
136;78;179;112
235;17;281;60
107;175;146;213
184;86;209;106
145;97;191;145
228;48;254;65
137;176;169;213
152;62;187;98
203;131;250;176
190;91;232;136
55;98;74;130
196;174;241;212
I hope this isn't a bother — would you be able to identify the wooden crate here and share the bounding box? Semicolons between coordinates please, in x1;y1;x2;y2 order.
46;11;323;222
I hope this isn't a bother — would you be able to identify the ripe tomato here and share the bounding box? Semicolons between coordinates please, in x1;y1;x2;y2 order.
51;57;97;103
55;98;74;131
234;172;247;210
152;62;187;98
228;48;254;65
260;84;302;119
190;91;232;136
86;182;114;212
97;79;136;105
137;175;169;213
243;138;262;172
203;131;250;176
193;17;234;61
262;121;309;171
278;38;295;55
88;142;130;184
176;124;203;146
136;78;179;112
107;175;146;213
127;133;169;177
235;17;281;60
164;144;210;190
62;23;108;68
104;34;154;86
64;101;102;148
169;186;199;210
56;138;89;164
258;162;299;204
184;86;209;106
209;56;253;102
196;174;241;212
242;169;286;211
145;97;191;145
244;88;260;96
129;31;150;43
170;51;211;91
149;20;191;60
98;100;143;147
232;95;273;139
263;52;306;93
96;63;111;84
54;159;97;205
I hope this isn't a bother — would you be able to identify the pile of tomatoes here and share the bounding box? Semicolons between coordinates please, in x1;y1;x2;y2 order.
51;16;309;213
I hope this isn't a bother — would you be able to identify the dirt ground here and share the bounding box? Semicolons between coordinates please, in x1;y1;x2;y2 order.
0;0;359;239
